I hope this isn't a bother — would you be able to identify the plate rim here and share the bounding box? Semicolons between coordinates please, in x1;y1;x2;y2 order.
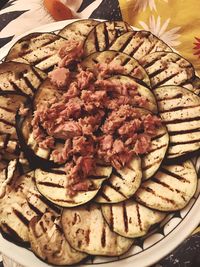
0;19;199;267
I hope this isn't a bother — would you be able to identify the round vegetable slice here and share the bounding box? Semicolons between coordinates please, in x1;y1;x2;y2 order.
95;156;142;203
101;199;166;238
29;212;87;265
109;31;172;60
5;33;68;73
81;50;151;87
58;19;100;43
35;164;112;207
83;21;132;57
0;62;46;97
139;52;195;89
0;171;61;244
135;160;197;211
154;86;200;159
61;203;134;256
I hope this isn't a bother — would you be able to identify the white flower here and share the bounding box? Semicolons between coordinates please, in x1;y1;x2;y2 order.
129;0;168;12
0;0;103;40
139;15;181;47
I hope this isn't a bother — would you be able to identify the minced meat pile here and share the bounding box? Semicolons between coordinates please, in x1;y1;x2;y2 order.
31;40;161;196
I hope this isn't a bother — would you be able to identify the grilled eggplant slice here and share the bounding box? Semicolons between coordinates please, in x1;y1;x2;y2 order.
5;33;68;73
0;171;61;244
83;21;132;57
154;86;200;159
35;164;112;207
0;62;46;97
29;212;87;265
109;31;172;60
81;50;150;86
101;200;166;238
0;159;21;198
142;125;169;180
61;203;134;256
95;156;142;203
107;75;157;113
59;19;99;43
135;160;197;211
0;91;31;161
0;190;34;244
139;52;195;89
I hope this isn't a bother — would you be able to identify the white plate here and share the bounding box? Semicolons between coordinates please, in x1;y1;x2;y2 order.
0;19;200;267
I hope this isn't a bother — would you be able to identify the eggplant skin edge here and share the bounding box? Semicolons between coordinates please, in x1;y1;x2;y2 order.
0;227;30;248
15;111;59;170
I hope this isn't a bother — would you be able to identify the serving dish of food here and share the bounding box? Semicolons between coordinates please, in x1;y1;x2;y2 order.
0;19;199;267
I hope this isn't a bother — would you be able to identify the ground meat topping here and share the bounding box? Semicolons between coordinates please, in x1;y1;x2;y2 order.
31;43;162;195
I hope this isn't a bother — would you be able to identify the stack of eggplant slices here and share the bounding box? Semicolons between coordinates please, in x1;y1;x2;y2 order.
0;19;199;266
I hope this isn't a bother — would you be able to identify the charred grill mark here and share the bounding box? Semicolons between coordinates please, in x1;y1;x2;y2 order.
147;143;167;153
104;23;109;50
3;133;10;149
38;181;65;188
1;223;22;241
170;138;200;145
0;118;15;127
169;128;200;136
142;54;165;68
78;240;82;248
153;72;180;88
156;93;183;101
92;58;99;64
106;181;127;198
151;132;166;141
47;169;66;175
23;76;36;94
122;202;128;232
159;167;190;183
149;68;167;79
38;194;61;214
72;213;81;225
143;158;162;170
100;192;111;202
0;130;17;140
10;82;24;94
31;55;51;65
112;169;123;179
13;209;29;226
136;203;142;232
27;202;43;216
118;34;134;53
109;205;114;231
0;105;16;113
88;175;108;179
43;65;55;73
101;223;106;248
31;67;44;82
163;117;200;124
94;27;100;52
121;57;132;67
142;186;177;205
159;104;200;113
85;229;90;245
129;40;145;57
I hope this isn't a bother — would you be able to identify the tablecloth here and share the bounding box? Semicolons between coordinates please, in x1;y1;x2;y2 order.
0;1;200;267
